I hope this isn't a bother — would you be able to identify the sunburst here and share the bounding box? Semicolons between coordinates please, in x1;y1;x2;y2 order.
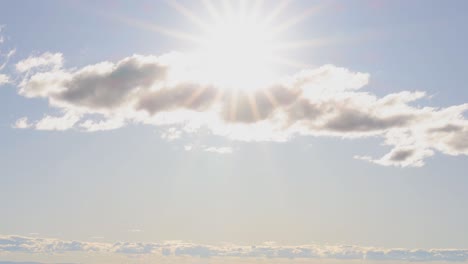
173;0;323;90
122;0;324;122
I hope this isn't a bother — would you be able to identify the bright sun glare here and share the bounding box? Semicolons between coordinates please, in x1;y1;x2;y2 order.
144;0;320;91
193;12;276;90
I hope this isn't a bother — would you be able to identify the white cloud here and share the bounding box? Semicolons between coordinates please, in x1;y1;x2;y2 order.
13;117;32;129
0;73;9;85
161;127;182;141
13;52;468;167
184;145;193;151
0;48;16;71
15;52;63;73
35;112;81;131
13;113;81;131
0;27;15;85
79;117;125;132
204;146;233;154
1;235;468;262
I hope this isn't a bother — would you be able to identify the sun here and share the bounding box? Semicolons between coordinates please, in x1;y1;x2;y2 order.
191;9;277;91
129;0;321;92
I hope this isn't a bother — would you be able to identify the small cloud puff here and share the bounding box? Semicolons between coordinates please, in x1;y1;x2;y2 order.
0;74;9;85
13;117;32;129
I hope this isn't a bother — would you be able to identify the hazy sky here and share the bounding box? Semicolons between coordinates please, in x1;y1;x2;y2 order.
1;1;468;264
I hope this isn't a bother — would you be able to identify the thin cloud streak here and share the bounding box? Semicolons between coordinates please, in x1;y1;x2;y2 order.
0;26;14;85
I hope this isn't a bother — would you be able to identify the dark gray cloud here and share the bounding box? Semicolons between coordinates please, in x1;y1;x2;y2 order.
137;83;218;114
388;148;415;162
323;109;412;133
446;129;468;153
58;56;167;110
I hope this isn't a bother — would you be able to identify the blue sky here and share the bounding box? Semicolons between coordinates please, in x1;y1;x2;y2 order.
1;1;468;263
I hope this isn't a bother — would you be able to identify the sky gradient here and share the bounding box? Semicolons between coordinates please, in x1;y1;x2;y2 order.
1;1;468;264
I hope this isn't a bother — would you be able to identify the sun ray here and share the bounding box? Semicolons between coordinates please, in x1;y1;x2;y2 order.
269;56;313;70
271;5;323;36
135;0;326;93
262;0;291;28
239;0;250;21
272;37;334;51
183;85;208;108
211;89;225;108
249;0;264;20
247;93;262;122
262;89;279;109
222;0;234;19
119;16;203;44
202;0;222;22
229;90;239;122
166;0;209;31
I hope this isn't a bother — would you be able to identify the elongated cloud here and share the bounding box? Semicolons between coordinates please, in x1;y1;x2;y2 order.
15;52;63;73
0;26;14;85
1;235;468;262
14;52;468;167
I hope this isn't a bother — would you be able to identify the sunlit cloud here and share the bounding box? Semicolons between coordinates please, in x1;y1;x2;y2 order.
12;117;32;129
6;2;468;167
15;52;63;73
0;73;9;85
12;50;468;167
1;234;468;262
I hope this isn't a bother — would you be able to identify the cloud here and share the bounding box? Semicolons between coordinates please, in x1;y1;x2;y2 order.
13;117;32;129
161;127;182;140
0;262;48;264
204;146;233;154
0;48;16;71
78;117;125;132
34;112;81;131
0;73;9;85
184;145;193;151
181;144;233;154
13;52;468;167
13;112;81;131
127;229;142;233
1;235;468;262
0;26;15;85
0;235;106;254
15;52;63;73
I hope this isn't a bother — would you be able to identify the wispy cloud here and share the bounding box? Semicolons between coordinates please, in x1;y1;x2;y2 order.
204;146;233;154
0;25;15;85
15;52;63;73
12;117;32;129
0;235;467;262
11;52;468;167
